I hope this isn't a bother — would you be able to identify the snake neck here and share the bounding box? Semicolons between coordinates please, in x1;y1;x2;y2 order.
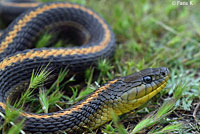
15;79;120;133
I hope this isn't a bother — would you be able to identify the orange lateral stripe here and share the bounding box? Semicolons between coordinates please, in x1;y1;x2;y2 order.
0;3;111;60
0;79;118;119
0;102;6;109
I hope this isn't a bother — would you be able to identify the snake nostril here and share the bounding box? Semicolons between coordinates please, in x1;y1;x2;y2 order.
161;72;166;76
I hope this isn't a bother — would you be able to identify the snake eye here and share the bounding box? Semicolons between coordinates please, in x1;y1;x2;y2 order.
143;76;152;83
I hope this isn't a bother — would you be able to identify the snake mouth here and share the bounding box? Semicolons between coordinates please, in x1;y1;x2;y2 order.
119;67;170;113
123;76;169;102
133;75;169;104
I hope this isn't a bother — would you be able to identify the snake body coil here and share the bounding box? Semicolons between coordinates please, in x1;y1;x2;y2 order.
0;0;170;133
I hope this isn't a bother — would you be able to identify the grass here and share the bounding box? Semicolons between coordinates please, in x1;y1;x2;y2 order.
0;0;200;133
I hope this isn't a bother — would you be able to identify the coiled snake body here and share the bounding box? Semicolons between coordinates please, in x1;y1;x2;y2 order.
0;0;170;133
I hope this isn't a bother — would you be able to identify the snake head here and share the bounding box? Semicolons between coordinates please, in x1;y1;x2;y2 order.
113;67;170;115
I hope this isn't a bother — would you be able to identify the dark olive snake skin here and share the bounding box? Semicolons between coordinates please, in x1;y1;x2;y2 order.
0;0;170;133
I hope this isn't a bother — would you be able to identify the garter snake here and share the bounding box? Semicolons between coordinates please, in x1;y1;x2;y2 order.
0;0;170;133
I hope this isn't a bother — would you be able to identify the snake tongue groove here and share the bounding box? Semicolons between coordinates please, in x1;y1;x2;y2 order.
0;0;170;133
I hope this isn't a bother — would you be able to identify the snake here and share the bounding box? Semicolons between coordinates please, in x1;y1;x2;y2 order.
0;0;170;133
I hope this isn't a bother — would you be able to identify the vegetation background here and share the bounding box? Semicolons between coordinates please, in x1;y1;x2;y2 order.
0;0;199;133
